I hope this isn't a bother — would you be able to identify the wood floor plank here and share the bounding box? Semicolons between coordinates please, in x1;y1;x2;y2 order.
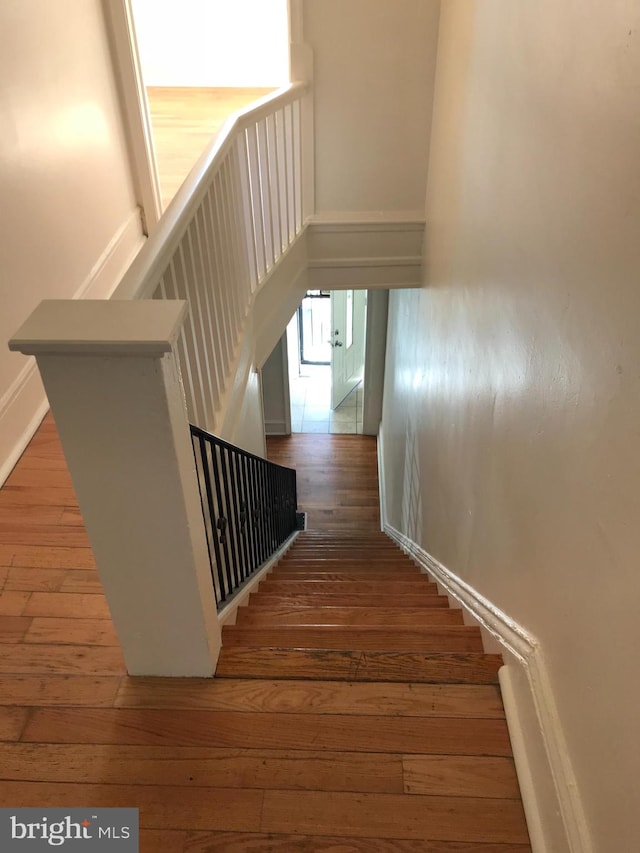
0;708;29;741
0;744;404;794
0;616;32;643
115;679;506;718
4;469;74;489
145;832;531;852
0;506;65;524
403;756;520;799
261;790;529;844
21;709;512;755
23;592;111;619
59;508;84;525
0;781;263;831
25;617;118;646
59;570;104;594
221;626;484;652
216;649;502;684
1;545;95;569
3;567;66;592
0;591;30;615
0;645;125;675
0;522;89;548
0;485;79;508
0;675;122;707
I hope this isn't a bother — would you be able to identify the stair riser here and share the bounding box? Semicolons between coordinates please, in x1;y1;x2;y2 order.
249;595;444;608
260;582;443;596
269;573;424;583
236;609;460;627
217;648;503;685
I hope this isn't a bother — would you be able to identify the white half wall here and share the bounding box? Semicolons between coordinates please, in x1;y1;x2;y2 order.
0;0;144;485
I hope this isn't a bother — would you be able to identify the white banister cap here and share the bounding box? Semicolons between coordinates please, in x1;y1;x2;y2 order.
9;299;188;356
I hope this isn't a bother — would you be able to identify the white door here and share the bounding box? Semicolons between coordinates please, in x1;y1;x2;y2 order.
331;289;366;409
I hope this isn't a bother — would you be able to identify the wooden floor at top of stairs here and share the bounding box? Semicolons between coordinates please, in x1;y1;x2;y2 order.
0;421;530;850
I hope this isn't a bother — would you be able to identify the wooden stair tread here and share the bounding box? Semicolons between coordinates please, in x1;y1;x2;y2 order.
216;648;503;684
115;678;506;717
236;607;458;626
249;593;448;608
222;626;484;652
269;572;424;582
257;583;449;597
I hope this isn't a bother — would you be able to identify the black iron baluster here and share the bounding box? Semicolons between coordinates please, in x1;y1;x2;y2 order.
209;443;233;602
226;445;245;584
196;435;224;604
219;445;240;590
189;424;298;611
240;453;257;575
233;451;250;580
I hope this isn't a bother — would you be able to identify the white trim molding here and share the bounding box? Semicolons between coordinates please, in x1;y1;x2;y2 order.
306;214;425;291
0;365;49;487
218;531;300;626
382;518;592;853
102;0;163;233
375;426;592;852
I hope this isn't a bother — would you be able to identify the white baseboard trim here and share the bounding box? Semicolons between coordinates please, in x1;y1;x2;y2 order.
264;419;289;435
376;422;387;532
383;522;592;853
0;210;145;487
217;531;300;627
0;364;49;486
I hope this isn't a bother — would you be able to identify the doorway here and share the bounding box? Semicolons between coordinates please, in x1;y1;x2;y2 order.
115;0;290;214
287;290;366;434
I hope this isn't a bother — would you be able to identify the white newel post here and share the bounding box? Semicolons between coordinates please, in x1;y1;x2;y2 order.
9;300;221;676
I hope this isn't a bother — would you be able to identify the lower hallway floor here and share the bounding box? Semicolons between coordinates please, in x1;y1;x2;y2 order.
0;418;530;850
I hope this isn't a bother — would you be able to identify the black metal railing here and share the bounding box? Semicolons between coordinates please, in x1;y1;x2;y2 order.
190;424;298;609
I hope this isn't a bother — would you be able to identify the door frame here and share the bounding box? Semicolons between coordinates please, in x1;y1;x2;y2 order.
102;0;163;234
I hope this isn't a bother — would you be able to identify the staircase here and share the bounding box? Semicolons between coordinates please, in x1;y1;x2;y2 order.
216;531;532;848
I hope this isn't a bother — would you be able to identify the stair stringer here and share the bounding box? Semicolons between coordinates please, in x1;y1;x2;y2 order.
378;435;592;853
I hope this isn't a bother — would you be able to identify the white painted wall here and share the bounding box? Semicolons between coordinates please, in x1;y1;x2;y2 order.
381;1;640;849
303;0;440;215
131;0;289;87
0;0;143;484
230;370;267;458
262;335;291;436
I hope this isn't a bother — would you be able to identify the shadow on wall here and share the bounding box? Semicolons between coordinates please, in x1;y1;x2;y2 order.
401;420;423;544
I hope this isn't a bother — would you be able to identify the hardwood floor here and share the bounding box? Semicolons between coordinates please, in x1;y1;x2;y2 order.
0;422;531;850
146;87;275;209
266;434;381;531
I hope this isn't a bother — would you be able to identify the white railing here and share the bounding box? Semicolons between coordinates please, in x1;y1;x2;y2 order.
113;82;309;430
